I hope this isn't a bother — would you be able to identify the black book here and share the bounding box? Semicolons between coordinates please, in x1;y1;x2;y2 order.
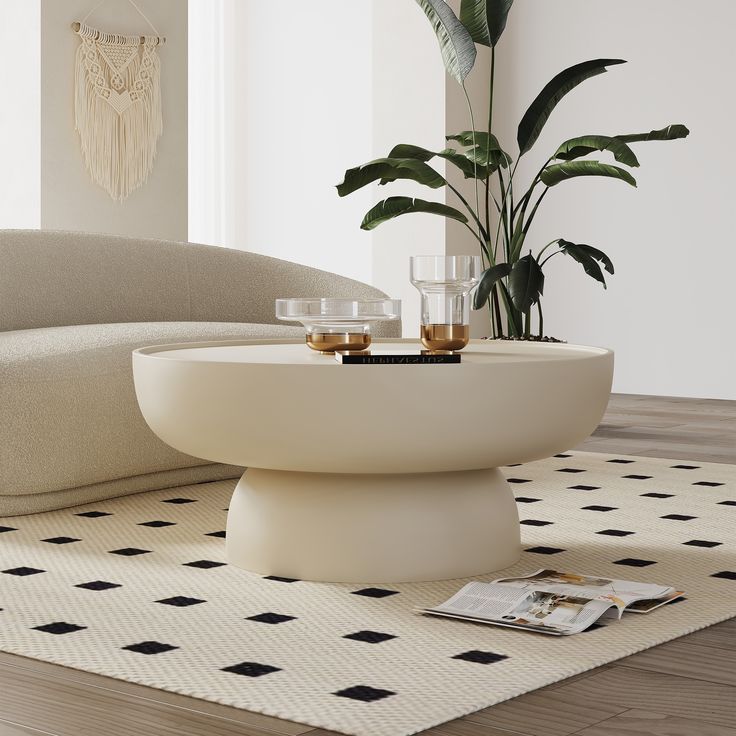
335;350;461;365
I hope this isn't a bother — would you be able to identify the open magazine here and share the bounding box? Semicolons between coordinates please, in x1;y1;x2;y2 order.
417;569;685;635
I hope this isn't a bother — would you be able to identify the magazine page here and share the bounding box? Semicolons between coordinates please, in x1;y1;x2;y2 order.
492;569;677;614
419;581;617;635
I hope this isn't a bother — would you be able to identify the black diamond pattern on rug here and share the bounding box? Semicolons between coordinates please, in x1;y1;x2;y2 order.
520;519;553;526
138;520;176;528
613;558;657;567
75;580;122;591
607;459;635;464
452;650;509;665
683;540;722;548
623;474;653;480
660;514;697;521
183;560;226;569
711;571;736;580
109;548;151;556
515;497;541;503
221;661;282;677
32;622;87;635
554;453;572;458
0;526;18;533
557;468;586;474
156;596;206;607
641;492;675;498
123;641;179;655
526;546;565;555
205;530;226;538
718;500;736;506
343;630;397;644
596;529;635;537
333;685;396;702
351;588;400;598
42;536;81;545
162;498;198;504
263;575;300;583
568;485;600;491
507;478;532;484
693;481;724;487
2;567;45;576
246;612;296;624
582;505;617;512
75;511;112;518
671;464;700;470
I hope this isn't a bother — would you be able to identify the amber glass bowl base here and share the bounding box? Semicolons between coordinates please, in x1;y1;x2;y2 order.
307;333;372;354
420;324;470;352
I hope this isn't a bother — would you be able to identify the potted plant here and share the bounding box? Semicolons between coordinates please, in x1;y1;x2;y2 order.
337;0;689;340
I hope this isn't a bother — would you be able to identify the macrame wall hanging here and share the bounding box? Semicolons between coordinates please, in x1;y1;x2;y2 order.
72;0;166;202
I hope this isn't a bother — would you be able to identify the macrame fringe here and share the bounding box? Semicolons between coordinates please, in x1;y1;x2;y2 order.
74;23;163;202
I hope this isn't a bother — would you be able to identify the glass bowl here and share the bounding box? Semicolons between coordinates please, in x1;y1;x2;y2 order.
275;298;401;353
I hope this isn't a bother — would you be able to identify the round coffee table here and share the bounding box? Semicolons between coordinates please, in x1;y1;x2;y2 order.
132;339;613;582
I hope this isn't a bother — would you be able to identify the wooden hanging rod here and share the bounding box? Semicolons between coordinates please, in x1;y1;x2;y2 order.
71;21;166;45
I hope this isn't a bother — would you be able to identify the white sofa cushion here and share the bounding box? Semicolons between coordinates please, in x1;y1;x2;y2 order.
0;321;302;515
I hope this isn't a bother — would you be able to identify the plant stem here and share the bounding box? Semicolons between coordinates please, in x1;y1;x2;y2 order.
493;287;504;338
522;186;550;237
461;221;490;258
461;83;482;246
540;250;562;268
537;301;544;339
446;181;490;248
484;47;495;247
537;238;561;260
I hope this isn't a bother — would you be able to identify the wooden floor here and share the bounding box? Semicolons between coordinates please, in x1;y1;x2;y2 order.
1;393;735;736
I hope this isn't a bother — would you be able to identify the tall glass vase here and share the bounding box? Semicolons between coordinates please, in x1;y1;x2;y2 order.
410;255;481;351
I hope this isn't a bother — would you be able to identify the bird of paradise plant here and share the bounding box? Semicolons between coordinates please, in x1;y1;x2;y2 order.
337;0;689;339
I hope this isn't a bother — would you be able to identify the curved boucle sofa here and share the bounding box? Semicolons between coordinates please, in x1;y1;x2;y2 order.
0;230;400;515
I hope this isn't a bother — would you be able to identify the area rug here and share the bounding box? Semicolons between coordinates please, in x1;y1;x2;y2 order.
1;451;734;736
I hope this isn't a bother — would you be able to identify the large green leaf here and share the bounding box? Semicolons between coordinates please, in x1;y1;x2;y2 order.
517;59;626;155
446;131;512;168
555;135;639;167
558;240;614;287
337;158;444;197
360;197;468;231
473;263;512;310
386;143;492;179
386;144;435;162
509;254;544;312
414;0;477;83
615;124;690;143
540;160;637;188
460;0;514;47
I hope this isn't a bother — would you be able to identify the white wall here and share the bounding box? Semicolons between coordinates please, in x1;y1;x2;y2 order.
40;0;187;240
0;0;41;229
372;0;447;333
188;0;448;332
190;0;375;282
493;0;735;399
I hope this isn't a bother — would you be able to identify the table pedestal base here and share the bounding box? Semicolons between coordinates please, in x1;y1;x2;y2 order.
226;467;520;583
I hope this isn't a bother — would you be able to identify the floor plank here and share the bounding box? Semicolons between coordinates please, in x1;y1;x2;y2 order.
0;720;56;736
0;655;311;736
548;666;736;728
686;619;736;651
307;725;530;736
577;708;736;735
618;640;736;686
462;692;627;736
